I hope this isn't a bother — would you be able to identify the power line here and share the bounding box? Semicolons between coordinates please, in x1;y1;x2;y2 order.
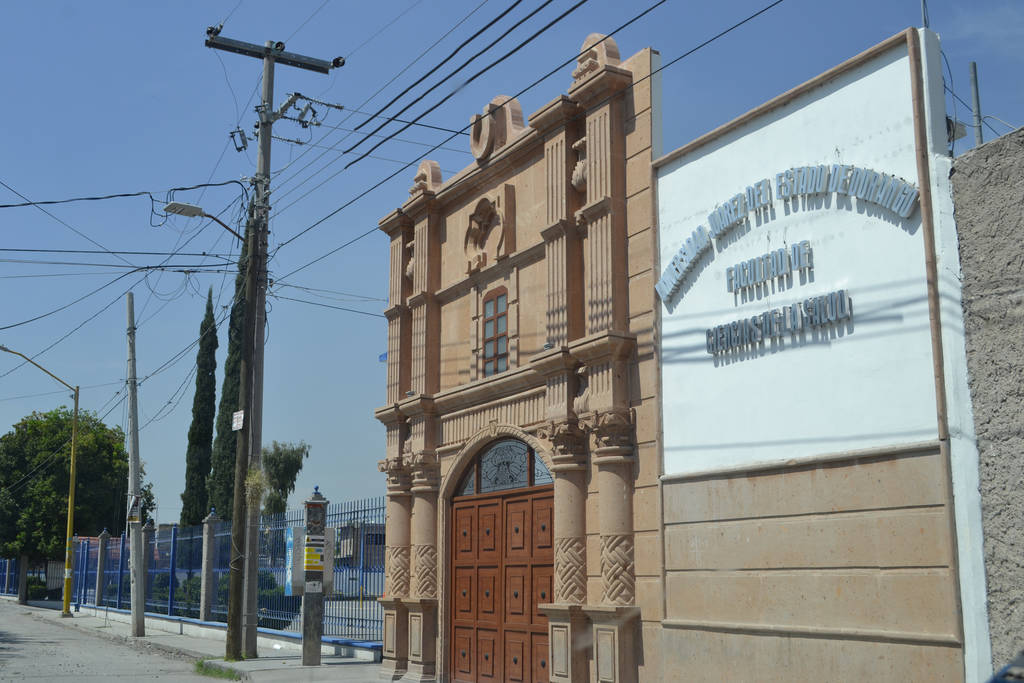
0;178;137;268
269;293;385;318
0;180;246;211
347;0;525;141
0;248;236;259
272;0;663;260
296;97;470;135
345;0;427;59
344;0;568;164
267;0;492;202
272;0;782;282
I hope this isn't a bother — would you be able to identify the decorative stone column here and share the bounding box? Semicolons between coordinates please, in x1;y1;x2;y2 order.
95;529;110;607
199;508;219;622
533;346;590;683
377;408;412;681
402;396;440;682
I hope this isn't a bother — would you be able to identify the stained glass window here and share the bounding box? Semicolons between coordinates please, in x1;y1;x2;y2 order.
452;439;553;497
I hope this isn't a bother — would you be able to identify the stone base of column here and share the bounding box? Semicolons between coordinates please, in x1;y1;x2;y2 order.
403;598;437;682
379;598;409;680
584;605;640;683
540;603;591;683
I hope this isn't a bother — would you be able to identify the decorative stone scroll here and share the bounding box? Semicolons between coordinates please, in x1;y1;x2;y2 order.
554;536;587;604
409;159;442;196
470;96;526;163
600;533;635;605
571;137;587;193
412;543;438;599
571;33;621;84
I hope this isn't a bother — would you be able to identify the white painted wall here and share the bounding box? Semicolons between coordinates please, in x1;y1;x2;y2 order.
658;45;938;472
656;29;992;681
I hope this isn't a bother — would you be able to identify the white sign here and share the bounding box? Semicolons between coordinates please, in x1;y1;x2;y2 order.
231;410;244;431
656;37;939;476
305;580;322;593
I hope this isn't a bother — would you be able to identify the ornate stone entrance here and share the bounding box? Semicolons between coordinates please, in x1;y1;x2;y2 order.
450;439;554;683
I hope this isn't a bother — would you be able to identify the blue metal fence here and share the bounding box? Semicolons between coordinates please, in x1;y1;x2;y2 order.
31;495;386;642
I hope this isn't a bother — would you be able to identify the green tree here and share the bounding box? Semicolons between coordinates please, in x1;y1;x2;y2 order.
208;216;251;521
0;407;154;601
180;289;219;526
262;441;310;515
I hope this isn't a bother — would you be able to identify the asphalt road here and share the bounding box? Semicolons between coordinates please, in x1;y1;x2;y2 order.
0;601;211;682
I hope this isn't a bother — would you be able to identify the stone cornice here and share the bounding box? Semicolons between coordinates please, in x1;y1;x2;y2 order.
398;394;437;421
575;196;612;229
378;208;412;236
374;404;404;426
400;190;439;218
407;291;436;309
540;218;572;243
384;303;408;320
568;64;633;107
432;363;544;415
528;95;582;135
528;345;575;377
568;330;636;364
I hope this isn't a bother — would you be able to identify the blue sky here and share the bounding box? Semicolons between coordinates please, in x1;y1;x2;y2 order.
1;0;1020;528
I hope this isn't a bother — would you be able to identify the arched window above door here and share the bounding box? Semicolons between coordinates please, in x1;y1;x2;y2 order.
455;438;552;497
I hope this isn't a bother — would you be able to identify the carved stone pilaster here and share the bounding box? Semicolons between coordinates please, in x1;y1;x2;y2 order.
554;537;587;604
599;534;635;606
412;544;438;600
387;546;411;597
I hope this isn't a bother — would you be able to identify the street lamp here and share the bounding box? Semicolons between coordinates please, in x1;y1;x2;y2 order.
165;201;245;242
0;345;79;617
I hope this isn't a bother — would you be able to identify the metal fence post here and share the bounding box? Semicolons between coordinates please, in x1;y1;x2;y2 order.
142;519;155;613
167;524;178;615
76;538;89;610
200;509;220;621
116;532;126;609
95;530;109;607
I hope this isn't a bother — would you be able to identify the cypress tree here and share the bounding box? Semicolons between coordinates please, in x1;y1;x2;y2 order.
208;216;250;521
180;289;219;526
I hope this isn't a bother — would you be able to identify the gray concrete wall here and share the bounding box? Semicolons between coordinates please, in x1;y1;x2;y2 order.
951;128;1024;670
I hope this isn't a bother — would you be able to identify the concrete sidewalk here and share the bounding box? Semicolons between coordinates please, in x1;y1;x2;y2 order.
7;599;381;682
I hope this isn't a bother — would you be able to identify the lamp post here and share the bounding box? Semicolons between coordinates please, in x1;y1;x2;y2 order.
0;345;79;617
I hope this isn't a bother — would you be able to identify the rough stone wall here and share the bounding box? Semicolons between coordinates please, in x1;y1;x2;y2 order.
950;128;1024;670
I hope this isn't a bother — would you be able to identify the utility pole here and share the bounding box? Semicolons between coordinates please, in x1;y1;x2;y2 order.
969;61;984;147
204;25;344;661
126;292;145;636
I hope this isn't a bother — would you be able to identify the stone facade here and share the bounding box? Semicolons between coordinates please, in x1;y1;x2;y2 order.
376;35;661;682
951;127;1024;671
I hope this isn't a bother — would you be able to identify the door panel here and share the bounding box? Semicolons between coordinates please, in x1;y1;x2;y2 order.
505;630;529;682
451;487;553;683
478;628;499;681
532;564;553;627
478;503;500;562
504;565;529;625
455;567;475;621
532;633;550;683
532;497;553;557
454;627;474;681
477;567;499;624
456;507;476;560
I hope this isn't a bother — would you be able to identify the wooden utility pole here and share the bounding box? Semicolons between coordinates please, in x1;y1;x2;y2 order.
204;26;343;660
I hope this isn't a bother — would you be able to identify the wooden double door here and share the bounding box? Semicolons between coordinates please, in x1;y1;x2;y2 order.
451;486;553;682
